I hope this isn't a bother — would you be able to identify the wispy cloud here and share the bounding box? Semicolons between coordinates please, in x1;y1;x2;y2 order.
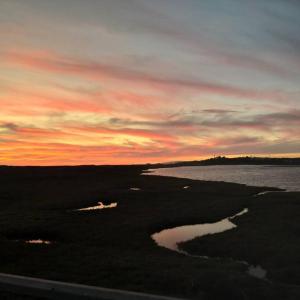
5;50;298;103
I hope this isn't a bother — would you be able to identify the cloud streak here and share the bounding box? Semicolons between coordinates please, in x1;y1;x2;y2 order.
6;50;297;102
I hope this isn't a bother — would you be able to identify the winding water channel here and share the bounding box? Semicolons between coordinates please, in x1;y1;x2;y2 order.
147;164;300;280
152;208;267;279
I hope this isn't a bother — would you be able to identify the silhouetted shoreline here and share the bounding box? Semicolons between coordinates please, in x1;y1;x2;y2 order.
150;156;300;169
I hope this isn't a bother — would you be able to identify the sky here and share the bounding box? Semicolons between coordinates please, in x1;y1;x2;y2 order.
0;0;300;165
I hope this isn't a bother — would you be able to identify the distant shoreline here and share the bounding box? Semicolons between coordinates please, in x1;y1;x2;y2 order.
1;156;300;169
149;156;300;169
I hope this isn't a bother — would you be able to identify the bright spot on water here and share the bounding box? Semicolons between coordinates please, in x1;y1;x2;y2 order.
76;202;117;211
25;239;52;244
248;265;267;279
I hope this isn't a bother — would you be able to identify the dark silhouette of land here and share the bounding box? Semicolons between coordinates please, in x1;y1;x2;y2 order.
151;156;300;168
0;159;299;299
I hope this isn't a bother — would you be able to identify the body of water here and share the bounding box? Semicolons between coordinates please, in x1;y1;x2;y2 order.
148;165;300;191
152;208;248;253
148;164;299;280
75;202;117;211
152;208;267;279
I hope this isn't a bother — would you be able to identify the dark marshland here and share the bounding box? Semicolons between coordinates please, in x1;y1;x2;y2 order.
0;158;300;299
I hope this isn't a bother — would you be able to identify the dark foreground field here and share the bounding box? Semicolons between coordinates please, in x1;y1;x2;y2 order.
0;165;299;299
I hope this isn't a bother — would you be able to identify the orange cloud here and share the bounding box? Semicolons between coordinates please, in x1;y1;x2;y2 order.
2;50;299;166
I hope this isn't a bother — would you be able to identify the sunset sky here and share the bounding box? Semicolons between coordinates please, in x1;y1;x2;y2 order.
1;0;300;165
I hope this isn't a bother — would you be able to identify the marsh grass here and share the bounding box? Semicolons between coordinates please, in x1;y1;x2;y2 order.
0;165;298;299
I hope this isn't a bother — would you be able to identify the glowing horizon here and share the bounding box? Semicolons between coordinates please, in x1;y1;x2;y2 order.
1;0;300;166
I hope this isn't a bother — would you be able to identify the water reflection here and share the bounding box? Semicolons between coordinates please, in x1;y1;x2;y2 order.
152;209;248;252
147;165;300;191
25;239;52;244
76;202;117;211
255;190;283;197
151;208;267;279
248;265;267;279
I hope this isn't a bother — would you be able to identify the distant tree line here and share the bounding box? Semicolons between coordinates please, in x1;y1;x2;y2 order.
152;156;300;168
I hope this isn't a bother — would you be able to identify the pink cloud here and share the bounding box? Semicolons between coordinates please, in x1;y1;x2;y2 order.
5;50;291;101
